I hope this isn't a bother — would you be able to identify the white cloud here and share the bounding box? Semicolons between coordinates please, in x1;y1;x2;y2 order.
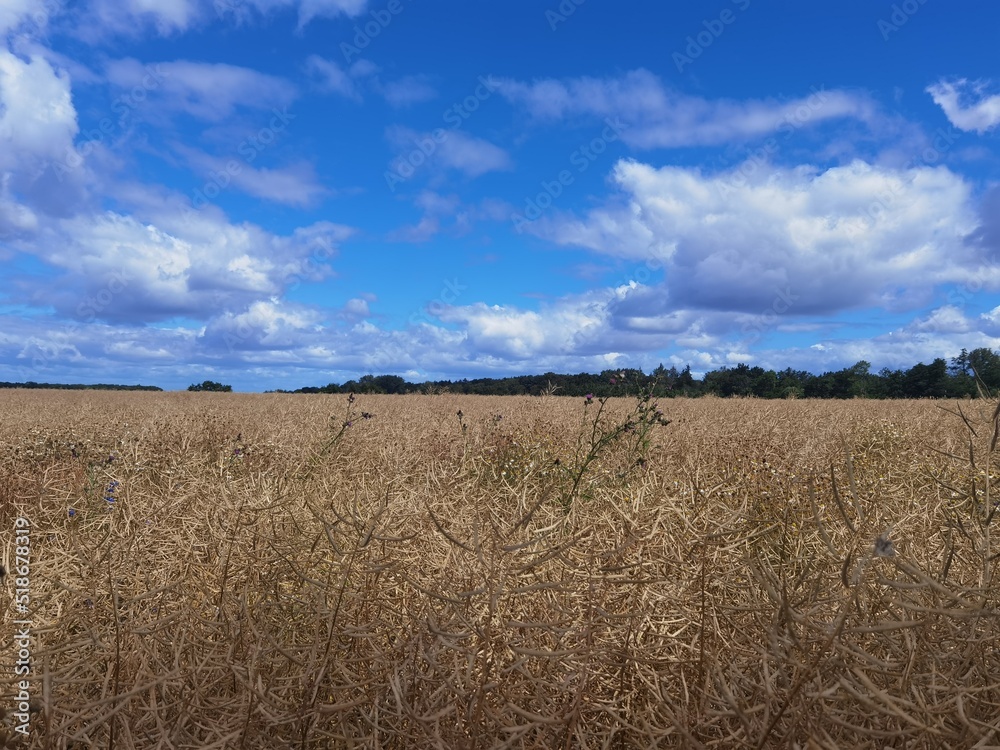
525;158;985;315
72;0;369;38
339;297;371;323
176;145;327;206
387;126;511;180
292;0;369;28
927;78;1000;134
380;75;437;108
0;49;77;164
388;191;512;242
227;0;369;29
0;48;85;237
436;129;512;175
912;305;972;333
79;0;200;37
0;177;38;235
202;299;323;350
496;69;877;149
226;162;327;206
105;58;296;121
119;0;197;33
0;0;51;36
305;55;360;99
433;282;680;362
6;206;354;324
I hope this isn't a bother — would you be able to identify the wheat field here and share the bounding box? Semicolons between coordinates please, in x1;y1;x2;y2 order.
1;390;998;748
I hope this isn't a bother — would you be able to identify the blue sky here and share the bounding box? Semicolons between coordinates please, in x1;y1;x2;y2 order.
1;0;999;391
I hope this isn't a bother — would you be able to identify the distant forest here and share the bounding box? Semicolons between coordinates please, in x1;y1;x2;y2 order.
274;348;1000;400
6;347;1000;398
0;382;162;391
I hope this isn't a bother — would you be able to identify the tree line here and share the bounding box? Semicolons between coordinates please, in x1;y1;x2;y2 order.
273;348;1000;399
0;381;162;391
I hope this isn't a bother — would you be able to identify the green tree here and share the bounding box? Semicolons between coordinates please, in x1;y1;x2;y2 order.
373;374;409;394
188;380;232;392
968;348;1000;392
903;359;949;398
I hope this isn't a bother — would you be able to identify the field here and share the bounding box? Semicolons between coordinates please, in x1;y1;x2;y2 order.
1;389;999;748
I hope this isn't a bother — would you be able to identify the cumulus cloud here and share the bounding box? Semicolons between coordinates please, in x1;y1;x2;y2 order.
433;282;683;362
496;68;877;149
201;299;323;351
524;158;986;315
0;49;77;164
927;78;1000;134
0;48;88;236
4;206;354;325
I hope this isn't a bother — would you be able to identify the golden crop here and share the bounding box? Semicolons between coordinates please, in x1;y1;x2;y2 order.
1;391;997;748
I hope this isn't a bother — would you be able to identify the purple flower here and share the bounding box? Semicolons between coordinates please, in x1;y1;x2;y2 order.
584;393;594;404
